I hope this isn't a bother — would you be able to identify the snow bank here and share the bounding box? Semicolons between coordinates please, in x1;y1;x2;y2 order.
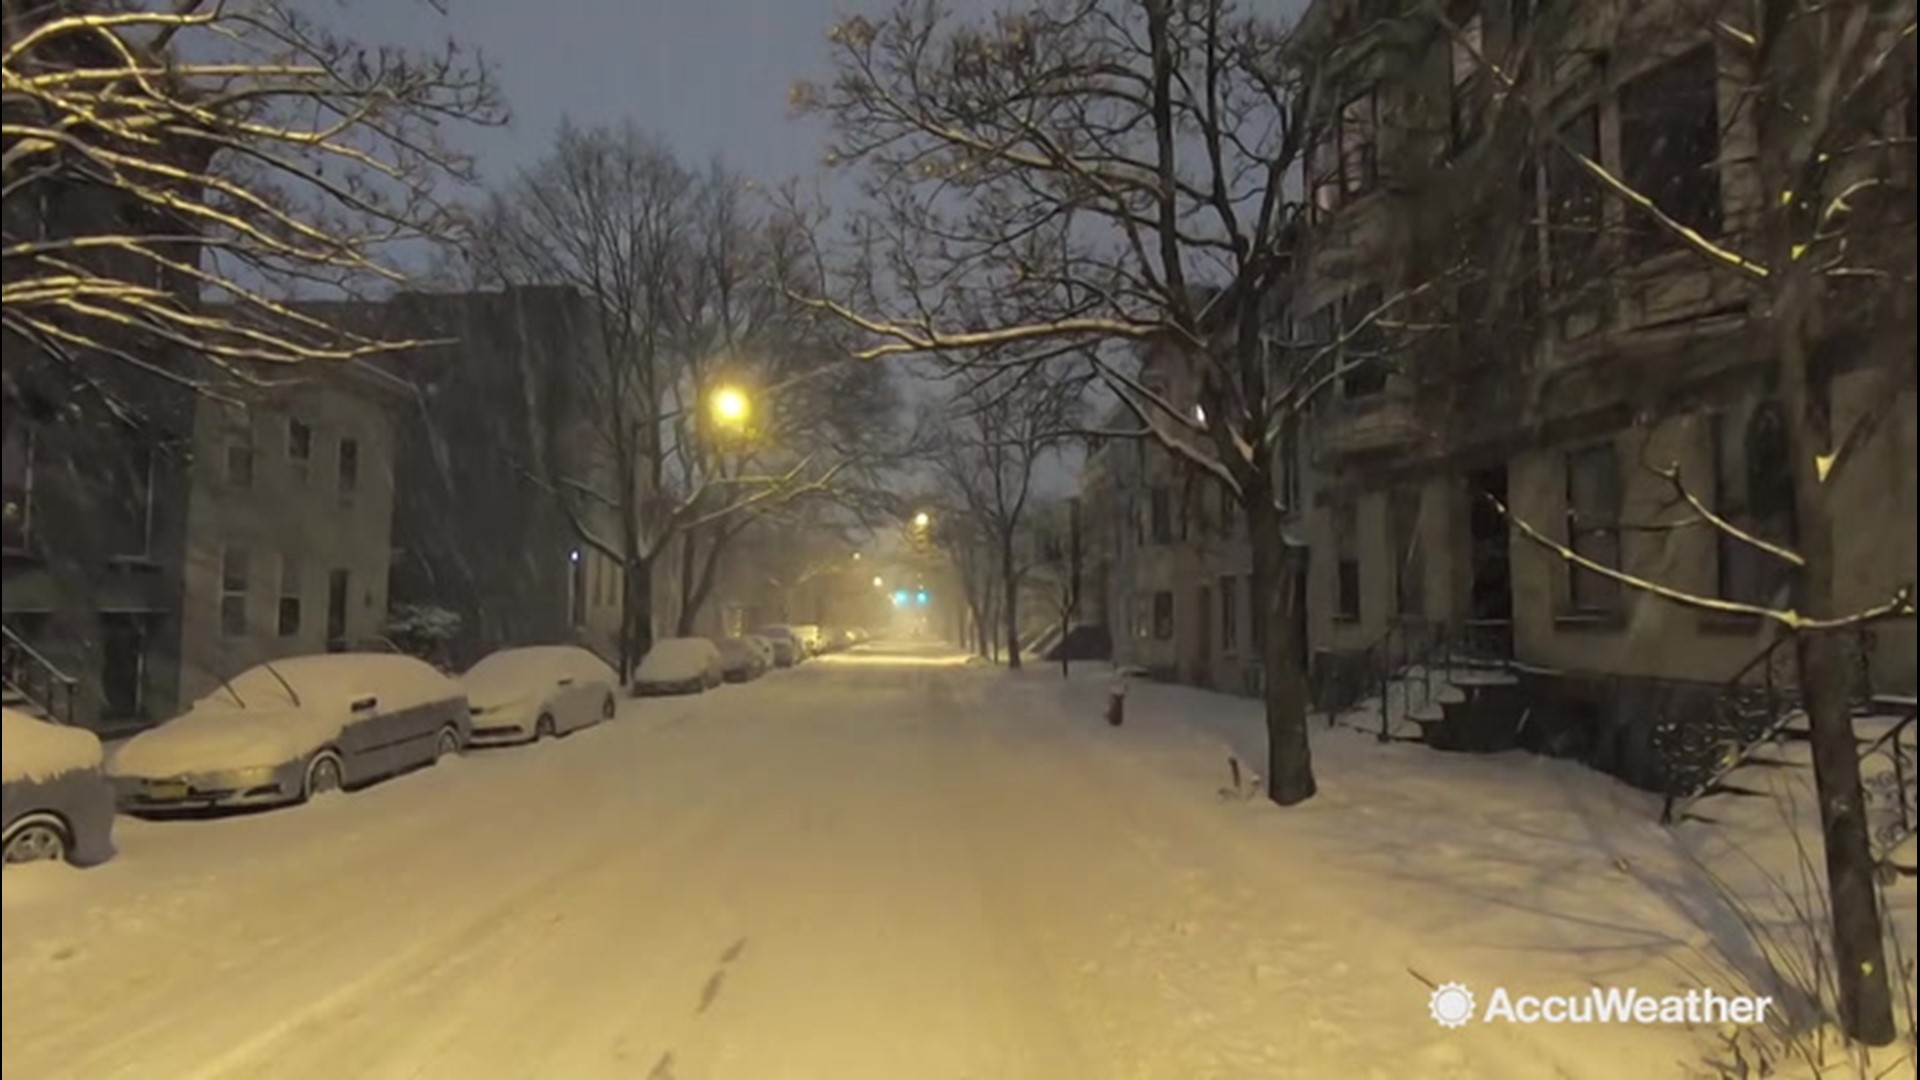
634;638;719;683
1;706;103;784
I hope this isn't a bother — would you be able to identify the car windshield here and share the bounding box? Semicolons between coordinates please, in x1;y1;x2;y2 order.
13;2;1916;1076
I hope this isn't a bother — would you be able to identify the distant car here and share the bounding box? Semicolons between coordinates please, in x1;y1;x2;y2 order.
710;637;769;683
754;626;801;667
632;638;725;695
462;645;620;746
791;624;826;656
2;707;115;867
109;654;469;813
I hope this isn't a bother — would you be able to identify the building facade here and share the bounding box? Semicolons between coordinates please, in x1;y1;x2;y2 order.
1085;0;1915;793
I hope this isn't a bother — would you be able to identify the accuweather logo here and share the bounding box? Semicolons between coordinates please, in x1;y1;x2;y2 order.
1427;982;1773;1028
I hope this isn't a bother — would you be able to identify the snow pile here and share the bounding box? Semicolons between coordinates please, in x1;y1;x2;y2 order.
111;655;461;778
634;638;720;684
1;706;103;784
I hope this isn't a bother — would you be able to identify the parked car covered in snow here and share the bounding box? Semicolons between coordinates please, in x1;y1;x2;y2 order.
631;638;725;696
753;626;802;667
462;645;620;746
109;654;469;813
711;636;770;683
2;707;115;866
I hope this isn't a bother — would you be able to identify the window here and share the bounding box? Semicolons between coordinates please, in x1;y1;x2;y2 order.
1565;443;1623;613
1335;502;1362;620
105;440;154;558
1152;591;1175;640
221;547;250;637
1309;127;1343;215
1341;286;1390;398
1150;486;1173;544
226;424;254;488
1391;485;1426;616
1340;89;1380;197
1131;593;1152;639
1450;12;1487;150
337;437;359;502
278;553;302;637
288;419;312;487
1220;575;1239;651
100;615;148;719
1620;47;1722;260
1546;107;1602;288
1714;404;1796;606
2;415;32;551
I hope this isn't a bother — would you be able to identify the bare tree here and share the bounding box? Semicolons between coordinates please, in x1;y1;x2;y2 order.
925;362;1080;670
467;124;893;674
3;0;503;388
787;0;1355;803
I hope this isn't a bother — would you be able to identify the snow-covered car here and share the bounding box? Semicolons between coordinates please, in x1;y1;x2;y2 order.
631;638;725;696
109;654;469;813
2;707;115;866
462;645;620;746
753;626;801;667
710;637;769;683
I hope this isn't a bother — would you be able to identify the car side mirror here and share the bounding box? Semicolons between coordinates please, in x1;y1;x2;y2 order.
558;676;576;687
350;695;378;713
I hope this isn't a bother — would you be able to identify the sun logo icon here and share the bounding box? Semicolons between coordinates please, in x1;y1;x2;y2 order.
1428;982;1476;1028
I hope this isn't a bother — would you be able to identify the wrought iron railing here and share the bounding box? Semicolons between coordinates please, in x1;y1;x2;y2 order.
1;622;78;726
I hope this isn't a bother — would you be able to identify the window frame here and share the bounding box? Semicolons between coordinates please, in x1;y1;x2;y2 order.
278;552;303;638
220;546;251;638
1564;442;1623;614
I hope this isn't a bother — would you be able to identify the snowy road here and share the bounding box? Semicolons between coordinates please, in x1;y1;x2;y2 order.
5;644;1762;1079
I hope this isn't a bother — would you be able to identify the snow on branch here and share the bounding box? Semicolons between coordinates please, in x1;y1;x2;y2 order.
3;2;503;379
1492;493;1913;632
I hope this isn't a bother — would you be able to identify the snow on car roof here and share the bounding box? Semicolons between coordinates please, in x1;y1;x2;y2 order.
463;645;610;691
202;653;458;714
635;638;720;682
1;706;104;785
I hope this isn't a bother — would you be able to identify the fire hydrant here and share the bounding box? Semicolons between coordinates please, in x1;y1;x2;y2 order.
1106;675;1127;727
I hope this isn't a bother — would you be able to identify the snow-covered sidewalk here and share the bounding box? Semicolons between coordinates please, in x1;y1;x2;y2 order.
3;647;1911;1078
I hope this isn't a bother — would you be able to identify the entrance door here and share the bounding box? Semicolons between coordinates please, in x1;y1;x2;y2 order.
99;614;149;722
326;569;350;652
1466;467;1514;658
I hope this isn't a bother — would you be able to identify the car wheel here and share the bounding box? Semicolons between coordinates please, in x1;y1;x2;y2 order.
2;816;70;865
535;712;556;740
304;752;345;801
432;725;463;762
601;694;616;720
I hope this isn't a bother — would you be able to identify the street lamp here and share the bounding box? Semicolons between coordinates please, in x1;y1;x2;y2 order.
872;575;885;588
913;511;931;529
710;385;751;430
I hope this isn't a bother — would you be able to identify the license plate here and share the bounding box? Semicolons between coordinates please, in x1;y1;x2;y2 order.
147;780;190;800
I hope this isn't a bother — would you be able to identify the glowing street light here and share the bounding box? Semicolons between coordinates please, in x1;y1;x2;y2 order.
710;385;751;429
872;575;885;588
913;511;931;529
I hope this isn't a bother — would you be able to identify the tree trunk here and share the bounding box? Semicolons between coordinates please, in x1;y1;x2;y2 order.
674;531;700;637
674;523;736;638
624;554;656;685
1247;494;1316;806
1778;279;1896;1046
1001;531;1022;670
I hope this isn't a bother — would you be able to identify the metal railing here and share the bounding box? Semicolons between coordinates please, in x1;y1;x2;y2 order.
1344;618;1513;743
1;622;78;726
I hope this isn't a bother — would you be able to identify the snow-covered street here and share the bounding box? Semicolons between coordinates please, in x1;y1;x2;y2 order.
2;643;1905;1079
